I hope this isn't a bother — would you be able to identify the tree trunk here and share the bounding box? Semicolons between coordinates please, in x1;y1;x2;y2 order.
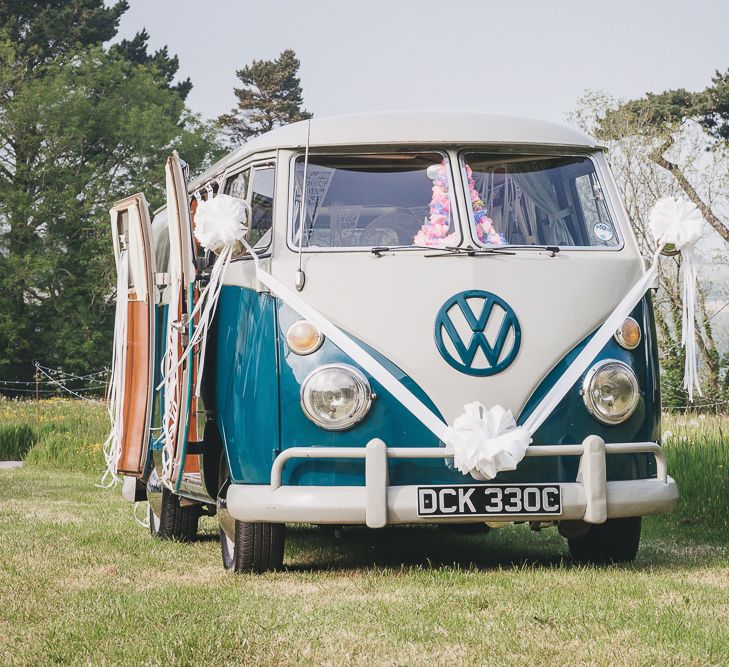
650;135;729;244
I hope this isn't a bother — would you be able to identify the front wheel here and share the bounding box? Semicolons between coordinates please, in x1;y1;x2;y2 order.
221;520;285;573
217;463;285;573
567;517;641;564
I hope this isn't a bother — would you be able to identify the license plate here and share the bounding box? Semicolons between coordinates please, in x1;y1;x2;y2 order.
417;484;562;518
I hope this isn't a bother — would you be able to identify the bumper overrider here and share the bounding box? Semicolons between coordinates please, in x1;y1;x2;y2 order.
226;436;677;527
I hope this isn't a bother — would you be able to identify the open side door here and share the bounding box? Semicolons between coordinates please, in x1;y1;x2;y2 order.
164;151;197;489
110;194;156;476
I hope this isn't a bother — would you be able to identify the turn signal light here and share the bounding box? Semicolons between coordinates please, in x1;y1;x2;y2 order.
615;317;641;350
286;320;324;355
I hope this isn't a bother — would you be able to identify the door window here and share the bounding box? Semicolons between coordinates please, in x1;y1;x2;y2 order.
249;166;275;250
224;169;249;200
150;209;170;276
223;165;275;253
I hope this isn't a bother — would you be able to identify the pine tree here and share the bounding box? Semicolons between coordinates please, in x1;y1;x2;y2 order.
111;28;192;100
219;49;312;146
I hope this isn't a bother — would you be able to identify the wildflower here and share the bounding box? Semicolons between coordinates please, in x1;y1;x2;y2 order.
662;430;673;443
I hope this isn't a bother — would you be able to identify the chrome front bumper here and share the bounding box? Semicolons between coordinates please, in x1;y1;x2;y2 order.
226;436;678;527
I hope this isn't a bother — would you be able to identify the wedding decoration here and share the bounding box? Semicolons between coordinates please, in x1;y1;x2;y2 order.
194;193;248;254
446;402;531;480
648;196;704;401
413;162;505;247
413;162;457;247
465;163;505;245
99;247;129;487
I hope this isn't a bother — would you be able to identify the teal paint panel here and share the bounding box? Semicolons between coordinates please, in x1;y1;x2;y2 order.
277;301;460;486
215;290;659;488
516;295;660;483
215;286;280;484
149;304;168;453
276;296;660;487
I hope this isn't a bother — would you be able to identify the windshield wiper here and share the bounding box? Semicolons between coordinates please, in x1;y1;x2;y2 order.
370;245;434;257
425;245;516;258
369;244;550;258
503;245;561;257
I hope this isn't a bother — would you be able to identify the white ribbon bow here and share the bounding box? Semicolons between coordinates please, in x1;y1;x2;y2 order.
446;403;531;480
194;194;248;254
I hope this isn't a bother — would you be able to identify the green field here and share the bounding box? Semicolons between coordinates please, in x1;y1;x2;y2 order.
1;399;728;664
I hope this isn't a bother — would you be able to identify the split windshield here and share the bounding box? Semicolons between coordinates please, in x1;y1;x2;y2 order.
290;151;618;250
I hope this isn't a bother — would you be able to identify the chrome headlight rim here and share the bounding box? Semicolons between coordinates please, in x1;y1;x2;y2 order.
614;316;641;350
582;359;640;425
300;363;373;431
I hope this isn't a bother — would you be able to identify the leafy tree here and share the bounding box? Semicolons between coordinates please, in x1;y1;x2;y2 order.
0;1;224;387
570;80;729;408
0;1;191;102
219;49;312;146
599;70;729;245
0;51;222;383
0;0;128;76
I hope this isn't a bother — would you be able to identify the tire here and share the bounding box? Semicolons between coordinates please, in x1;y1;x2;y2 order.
238;521;286;574
217;457;285;573
149;486;200;541
568;517;641;564
223;520;285;574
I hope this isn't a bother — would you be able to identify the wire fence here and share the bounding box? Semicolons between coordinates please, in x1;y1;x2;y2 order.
3;362;729;413
0;363;110;401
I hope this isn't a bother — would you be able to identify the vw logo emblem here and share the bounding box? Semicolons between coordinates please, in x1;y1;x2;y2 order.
434;290;521;376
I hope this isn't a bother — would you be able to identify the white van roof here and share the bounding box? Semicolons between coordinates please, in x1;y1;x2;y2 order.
191;111;598;189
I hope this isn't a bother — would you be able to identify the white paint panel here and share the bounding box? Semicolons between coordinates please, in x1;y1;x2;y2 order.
255;249;643;424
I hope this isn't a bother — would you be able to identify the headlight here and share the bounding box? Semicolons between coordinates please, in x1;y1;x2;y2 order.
300;364;373;431
614;317;641;350
582;360;640;425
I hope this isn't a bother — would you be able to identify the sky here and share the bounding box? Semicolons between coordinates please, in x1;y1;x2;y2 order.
115;0;729;125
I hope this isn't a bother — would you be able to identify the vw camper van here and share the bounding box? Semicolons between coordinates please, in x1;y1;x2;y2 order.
111;112;677;572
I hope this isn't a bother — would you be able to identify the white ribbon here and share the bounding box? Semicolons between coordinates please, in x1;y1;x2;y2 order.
157;195;248;487
168;192;704;481
188;195;248;396
194;194;248;255
100;247;128;488
648;196;703;401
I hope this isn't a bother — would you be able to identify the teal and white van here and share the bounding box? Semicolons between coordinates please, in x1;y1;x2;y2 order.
112;112;677;572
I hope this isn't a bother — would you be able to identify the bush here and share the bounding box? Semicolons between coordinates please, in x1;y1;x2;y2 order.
662;413;729;530
0;424;37;460
0;398;108;473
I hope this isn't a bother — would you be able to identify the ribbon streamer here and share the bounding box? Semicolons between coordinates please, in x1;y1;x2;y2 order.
156;194;248;487
152;189;704;482
648;196;703;401
100;247;129;488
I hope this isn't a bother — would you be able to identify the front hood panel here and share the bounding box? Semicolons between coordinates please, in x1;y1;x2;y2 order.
271;250;644;424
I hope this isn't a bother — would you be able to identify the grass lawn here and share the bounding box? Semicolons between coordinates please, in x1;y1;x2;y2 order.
0;400;728;664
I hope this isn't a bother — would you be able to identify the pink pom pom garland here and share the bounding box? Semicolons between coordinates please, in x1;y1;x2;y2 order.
412;162;506;247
